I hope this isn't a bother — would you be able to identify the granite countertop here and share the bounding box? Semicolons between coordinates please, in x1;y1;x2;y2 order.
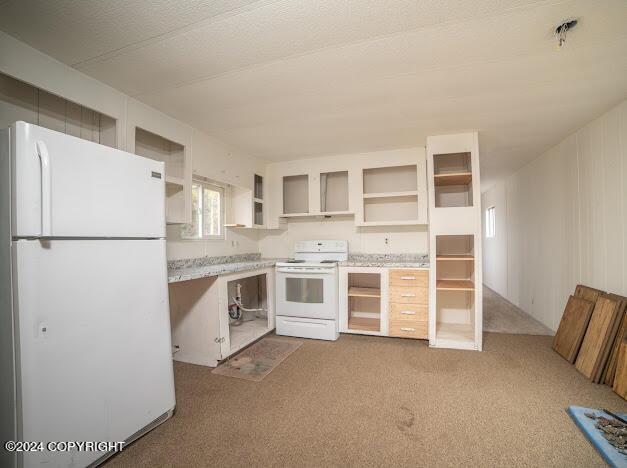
339;253;429;268
167;253;281;283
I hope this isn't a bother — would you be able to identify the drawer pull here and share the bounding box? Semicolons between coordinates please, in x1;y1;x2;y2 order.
400;311;416;315
401;276;416;280
400;327;416;332
401;293;416;297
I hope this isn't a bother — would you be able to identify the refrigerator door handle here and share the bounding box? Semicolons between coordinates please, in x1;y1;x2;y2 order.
36;140;52;236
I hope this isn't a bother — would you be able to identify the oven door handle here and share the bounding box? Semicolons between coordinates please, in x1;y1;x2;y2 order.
276;267;334;274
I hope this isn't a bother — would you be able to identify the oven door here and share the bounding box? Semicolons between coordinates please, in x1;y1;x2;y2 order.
276;268;337;320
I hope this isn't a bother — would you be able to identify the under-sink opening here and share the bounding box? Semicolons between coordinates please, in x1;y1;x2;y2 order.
227;273;270;352
347;272;381;332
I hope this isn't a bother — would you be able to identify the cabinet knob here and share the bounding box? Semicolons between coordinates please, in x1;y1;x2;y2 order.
400;327;415;332
401;276;415;280
401;293;415;297
400;310;416;315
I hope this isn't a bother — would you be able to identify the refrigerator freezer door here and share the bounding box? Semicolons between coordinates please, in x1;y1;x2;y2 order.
11;122;166;238
12;239;175;468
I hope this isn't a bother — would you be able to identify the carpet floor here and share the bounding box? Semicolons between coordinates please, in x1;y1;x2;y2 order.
106;333;626;467
483;286;554;336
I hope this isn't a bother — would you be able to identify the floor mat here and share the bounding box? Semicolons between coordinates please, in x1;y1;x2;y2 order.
212;336;303;382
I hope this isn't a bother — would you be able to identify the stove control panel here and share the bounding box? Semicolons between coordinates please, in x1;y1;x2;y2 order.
294;240;348;253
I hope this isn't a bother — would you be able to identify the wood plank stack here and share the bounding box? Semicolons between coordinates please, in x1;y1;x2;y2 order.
552;284;627;399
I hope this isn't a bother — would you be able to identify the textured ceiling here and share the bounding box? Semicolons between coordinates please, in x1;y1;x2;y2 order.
1;0;626;188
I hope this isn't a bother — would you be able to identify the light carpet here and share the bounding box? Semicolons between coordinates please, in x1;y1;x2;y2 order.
106;333;625;467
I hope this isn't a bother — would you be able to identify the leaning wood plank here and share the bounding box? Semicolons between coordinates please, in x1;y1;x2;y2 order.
575;295;622;380
592;297;623;383
601;299;627;385
574;284;604;304
604;318;627;386
594;296;626;384
613;335;627;400
552;296;595;363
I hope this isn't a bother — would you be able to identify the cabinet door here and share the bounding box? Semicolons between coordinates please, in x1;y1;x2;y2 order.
169;277;223;365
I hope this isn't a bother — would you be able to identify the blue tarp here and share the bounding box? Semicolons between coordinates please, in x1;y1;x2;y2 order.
568;406;627;468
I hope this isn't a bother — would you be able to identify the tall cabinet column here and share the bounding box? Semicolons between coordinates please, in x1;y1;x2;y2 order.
426;133;482;351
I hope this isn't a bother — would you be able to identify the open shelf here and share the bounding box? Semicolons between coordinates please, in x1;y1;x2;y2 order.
348;317;380;332
435;323;475;347
436;255;474;261
434;233;477;348
166;176;184;186
363;165;417;194
433;153;472;208
279;211;354;218
436;280;475;291
347;272;381;333
434;172;472;186
348;287;381;298
363;195;418;223
363;191;418;199
361;164;419;225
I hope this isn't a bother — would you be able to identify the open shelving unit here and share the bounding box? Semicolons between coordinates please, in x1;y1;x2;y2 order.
435;235;476;349
361;164;420;225
427;133;482;351
347;273;381;333
225;173;266;229
134;127;190;224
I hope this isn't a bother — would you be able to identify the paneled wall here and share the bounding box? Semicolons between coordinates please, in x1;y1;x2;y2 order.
0;73;116;147
482;99;627;331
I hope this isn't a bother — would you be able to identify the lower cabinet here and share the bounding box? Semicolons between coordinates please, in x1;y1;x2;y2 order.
168;268;275;367
339;266;429;340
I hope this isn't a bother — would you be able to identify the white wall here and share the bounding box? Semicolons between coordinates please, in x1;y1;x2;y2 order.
0;31;266;260
259;217;428;258
482;99;627;331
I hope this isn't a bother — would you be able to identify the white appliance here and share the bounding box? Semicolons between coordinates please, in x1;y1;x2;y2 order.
275;240;348;341
0;122;176;468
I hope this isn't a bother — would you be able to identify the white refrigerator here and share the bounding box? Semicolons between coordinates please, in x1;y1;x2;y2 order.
0;122;176;468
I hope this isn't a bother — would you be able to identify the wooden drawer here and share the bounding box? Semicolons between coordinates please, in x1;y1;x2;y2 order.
389;285;428;305
389;320;428;339
389;269;428;287
389;303;428;322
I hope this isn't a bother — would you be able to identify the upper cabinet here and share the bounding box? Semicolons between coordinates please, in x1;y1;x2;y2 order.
282;174;310;216
126;99;193;225
355;148;428;226
358;164;421;226
225;173;266;229
265;147;427;227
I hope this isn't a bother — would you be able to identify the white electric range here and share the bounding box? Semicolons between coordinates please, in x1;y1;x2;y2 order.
275;240;348;341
